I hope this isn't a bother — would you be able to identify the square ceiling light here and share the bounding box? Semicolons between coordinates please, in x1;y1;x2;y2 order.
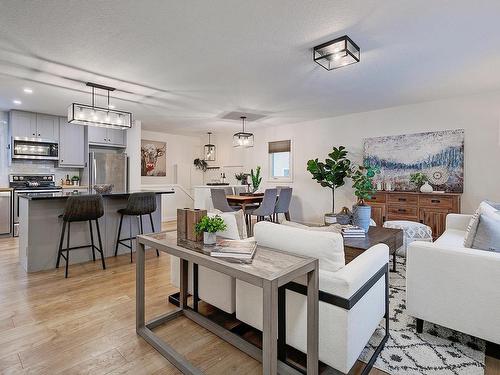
313;35;360;71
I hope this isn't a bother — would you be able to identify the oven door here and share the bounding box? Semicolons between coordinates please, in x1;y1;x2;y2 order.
12;138;59;160
13;189;62;237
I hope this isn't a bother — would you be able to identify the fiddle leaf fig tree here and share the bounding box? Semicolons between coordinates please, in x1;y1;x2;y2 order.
306;146;351;213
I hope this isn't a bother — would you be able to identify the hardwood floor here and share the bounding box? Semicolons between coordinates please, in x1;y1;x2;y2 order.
0;222;497;374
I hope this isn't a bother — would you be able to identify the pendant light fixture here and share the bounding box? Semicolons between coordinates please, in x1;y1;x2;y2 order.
67;82;132;129
204;132;216;161
233;116;254;148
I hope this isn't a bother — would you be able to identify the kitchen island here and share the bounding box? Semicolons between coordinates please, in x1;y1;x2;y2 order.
18;190;174;272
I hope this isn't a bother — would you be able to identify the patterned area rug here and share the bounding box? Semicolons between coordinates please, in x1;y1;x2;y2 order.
360;257;485;375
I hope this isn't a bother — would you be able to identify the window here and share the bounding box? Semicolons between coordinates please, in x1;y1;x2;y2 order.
269;140;292;180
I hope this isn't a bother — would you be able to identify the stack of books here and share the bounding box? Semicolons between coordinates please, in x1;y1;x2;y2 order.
341;225;366;238
210;239;257;262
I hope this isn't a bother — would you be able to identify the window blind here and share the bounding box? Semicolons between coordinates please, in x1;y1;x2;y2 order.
268;140;291;153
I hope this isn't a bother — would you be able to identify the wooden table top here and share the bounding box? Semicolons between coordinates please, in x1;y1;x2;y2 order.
343;226;404;252
226;194;264;203
138;232;317;287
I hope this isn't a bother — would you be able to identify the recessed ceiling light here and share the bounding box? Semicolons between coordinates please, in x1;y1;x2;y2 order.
23;88;33;94
13;100;22;105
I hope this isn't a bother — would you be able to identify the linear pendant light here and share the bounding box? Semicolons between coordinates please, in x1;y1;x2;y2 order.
233;116;254;148
67;82;132;129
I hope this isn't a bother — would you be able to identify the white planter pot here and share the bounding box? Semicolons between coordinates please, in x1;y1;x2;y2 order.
420;181;433;193
203;232;217;245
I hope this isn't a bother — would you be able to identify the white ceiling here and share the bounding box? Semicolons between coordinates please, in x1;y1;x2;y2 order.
1;0;500;134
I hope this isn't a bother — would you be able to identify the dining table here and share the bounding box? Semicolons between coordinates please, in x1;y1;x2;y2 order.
225;193;264;211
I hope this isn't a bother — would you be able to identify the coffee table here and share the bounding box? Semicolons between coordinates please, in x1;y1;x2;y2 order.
344;226;403;272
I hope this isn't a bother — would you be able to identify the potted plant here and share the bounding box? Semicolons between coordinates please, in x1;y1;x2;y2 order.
250;166;262;193
71;176;80;186
410;172;433;193
235;172;248;185
193;158;208;172
350;164;379;232
195;215;227;245
306;146;351;224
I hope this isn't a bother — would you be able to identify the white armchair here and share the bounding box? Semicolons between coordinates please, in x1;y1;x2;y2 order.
406;214;500;347
235;221;390;374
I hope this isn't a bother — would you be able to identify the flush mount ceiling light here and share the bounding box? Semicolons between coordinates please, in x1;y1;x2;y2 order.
313;35;360;71
67;82;132;129
233;116;254;148
204;132;216;161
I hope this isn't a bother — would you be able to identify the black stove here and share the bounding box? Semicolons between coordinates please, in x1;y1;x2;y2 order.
9;174;58;190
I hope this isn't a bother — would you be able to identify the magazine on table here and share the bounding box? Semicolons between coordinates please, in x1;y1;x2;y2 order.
210;239;257;260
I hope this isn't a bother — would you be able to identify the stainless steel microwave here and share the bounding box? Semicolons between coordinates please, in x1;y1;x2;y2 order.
11;137;59;160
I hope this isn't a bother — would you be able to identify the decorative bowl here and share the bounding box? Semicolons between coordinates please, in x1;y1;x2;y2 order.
93;184;114;194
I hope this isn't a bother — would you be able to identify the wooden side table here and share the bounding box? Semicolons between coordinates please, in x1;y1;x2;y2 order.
136;232;319;375
344;226;403;272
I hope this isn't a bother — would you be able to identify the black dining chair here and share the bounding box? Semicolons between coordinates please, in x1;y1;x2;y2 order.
56;194;106;278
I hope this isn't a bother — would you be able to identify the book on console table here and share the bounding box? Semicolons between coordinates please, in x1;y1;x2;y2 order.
341;225;366;238
210;239;257;260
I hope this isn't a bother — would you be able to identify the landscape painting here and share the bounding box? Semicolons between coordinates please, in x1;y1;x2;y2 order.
141;140;166;176
363;129;464;192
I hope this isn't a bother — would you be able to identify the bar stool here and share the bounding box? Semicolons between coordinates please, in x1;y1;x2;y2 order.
56;195;106;278
114;192;159;262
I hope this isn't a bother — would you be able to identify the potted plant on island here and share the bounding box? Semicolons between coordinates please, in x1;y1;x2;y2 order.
410;172;433;193
235;172;248;185
195;215;227;245
350;164;379;232
306;146;351;224
250;166;262;193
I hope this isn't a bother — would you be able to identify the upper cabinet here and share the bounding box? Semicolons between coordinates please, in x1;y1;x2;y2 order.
58;117;85;168
88;126;126;147
9;110;59;141
35;114;59;140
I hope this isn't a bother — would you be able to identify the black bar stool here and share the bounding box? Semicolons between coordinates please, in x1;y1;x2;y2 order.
114;192;159;262
56;195;106;278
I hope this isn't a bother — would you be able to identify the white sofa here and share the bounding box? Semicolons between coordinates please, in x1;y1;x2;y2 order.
406;214;500;345
236;221;390;374
170;210;248;313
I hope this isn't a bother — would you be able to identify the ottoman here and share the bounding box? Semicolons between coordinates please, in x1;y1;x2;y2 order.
383;220;432;258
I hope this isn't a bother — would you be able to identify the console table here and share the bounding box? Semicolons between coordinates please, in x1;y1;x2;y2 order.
136;232;319;375
366;191;461;239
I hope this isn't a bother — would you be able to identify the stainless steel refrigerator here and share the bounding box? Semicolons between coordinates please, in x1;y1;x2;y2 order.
89;152;128;191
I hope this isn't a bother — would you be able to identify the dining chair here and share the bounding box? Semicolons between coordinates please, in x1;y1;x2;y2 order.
248;188;278;234
233;186;247;195
273;187;292;222
211;188;237;212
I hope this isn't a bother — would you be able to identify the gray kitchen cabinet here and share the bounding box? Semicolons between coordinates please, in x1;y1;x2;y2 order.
9;110;36;138
9;111;59;141
58;117;85;168
35;114;59;140
87;126;126;147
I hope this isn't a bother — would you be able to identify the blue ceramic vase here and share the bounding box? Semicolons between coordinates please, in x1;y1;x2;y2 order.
352;205;371;232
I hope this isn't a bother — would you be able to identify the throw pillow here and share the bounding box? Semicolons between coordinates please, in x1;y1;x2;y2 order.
281;220;342;233
464;201;500;247
471;213;500;252
208;209;247;240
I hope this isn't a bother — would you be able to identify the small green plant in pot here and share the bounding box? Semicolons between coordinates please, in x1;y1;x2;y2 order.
410;172;433;192
306;146;351;224
193;158;208;172
195;215;227;245
235;172;248;185
350;164;379;232
250;166;262;193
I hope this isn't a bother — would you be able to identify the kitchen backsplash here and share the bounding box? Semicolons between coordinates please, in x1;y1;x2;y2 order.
8;161;81;186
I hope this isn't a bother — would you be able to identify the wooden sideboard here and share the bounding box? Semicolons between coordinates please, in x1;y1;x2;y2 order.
365;191;461;239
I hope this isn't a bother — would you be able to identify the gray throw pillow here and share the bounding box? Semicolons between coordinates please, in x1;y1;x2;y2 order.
471;214;500;253
464;201;500;247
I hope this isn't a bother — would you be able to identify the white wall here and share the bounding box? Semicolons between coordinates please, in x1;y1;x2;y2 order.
217;92;500;224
